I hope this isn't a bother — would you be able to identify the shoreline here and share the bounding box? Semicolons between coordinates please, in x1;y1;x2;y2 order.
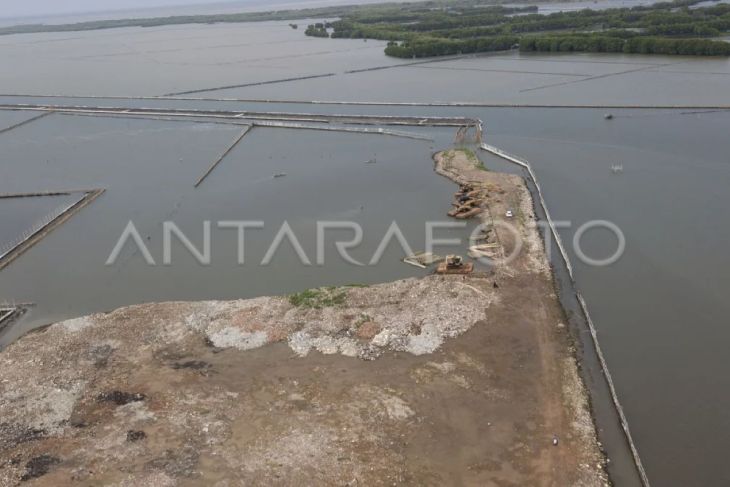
479;143;648;486
0;149;608;485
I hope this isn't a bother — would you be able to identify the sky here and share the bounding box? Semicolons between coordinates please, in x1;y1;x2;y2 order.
0;0;402;21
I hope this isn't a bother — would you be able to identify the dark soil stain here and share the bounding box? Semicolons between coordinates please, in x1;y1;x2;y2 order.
20;455;60;482
171;360;210;371
97;391;146;406
126;430;147;442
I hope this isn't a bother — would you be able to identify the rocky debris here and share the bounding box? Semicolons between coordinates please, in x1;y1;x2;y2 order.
355;320;381;340
0;383;83;439
166;276;492;361
0;274;608;486
0;274;498;485
0;424;45;451
86;343;114;368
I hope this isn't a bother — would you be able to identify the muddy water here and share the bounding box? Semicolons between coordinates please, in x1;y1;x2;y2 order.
0;115;476;345
482;108;730;487
1;15;730;486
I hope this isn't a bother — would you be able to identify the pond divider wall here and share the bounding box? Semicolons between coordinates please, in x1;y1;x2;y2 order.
57;111;433;140
0;104;477;127
195;126;253;188
0;305;31;337
2;94;729;110
0;111;52;136
248;120;433;140
164;73;338;97
0;189;105;272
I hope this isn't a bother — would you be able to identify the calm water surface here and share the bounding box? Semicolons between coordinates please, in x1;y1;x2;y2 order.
0;17;729;487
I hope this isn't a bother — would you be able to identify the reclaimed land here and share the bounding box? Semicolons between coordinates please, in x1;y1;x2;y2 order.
0;150;608;485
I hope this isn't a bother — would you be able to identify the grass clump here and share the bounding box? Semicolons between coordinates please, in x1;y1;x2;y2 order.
354;313;373;328
445;148;487;171
289;287;348;309
471;155;488;171
462;148;487;170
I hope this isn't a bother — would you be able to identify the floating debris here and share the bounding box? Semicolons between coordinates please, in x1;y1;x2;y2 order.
403;251;442;269
604;113;614;120
611;164;624;174
468;243;501;260
273;172;287;179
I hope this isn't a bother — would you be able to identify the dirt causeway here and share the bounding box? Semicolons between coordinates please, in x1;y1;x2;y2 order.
0;150;608;486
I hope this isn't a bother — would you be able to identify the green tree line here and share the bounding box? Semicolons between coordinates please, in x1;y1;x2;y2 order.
310;0;730;57
520;34;730;55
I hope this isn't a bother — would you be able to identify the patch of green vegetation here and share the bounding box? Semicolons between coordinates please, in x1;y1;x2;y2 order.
345;283;370;288
521;33;730;55
462;148;477;160
445;148;487;170
320;0;730;57
442;150;456;166
289;287;348;309
354;313;373;328
4;0;729;57
305;23;330;37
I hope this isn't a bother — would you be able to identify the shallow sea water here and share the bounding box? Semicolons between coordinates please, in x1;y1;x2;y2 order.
0;12;729;486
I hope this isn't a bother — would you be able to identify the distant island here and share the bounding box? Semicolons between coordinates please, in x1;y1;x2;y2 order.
0;1;556;37
2;0;727;57
308;0;730;57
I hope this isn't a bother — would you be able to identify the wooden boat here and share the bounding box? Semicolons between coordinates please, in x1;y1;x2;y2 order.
454;207;483;219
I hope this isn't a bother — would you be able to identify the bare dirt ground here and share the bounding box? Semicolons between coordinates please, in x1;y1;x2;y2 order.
0;150;608;486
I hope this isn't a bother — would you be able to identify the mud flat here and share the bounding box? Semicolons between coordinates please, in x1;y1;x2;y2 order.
0;151;607;486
